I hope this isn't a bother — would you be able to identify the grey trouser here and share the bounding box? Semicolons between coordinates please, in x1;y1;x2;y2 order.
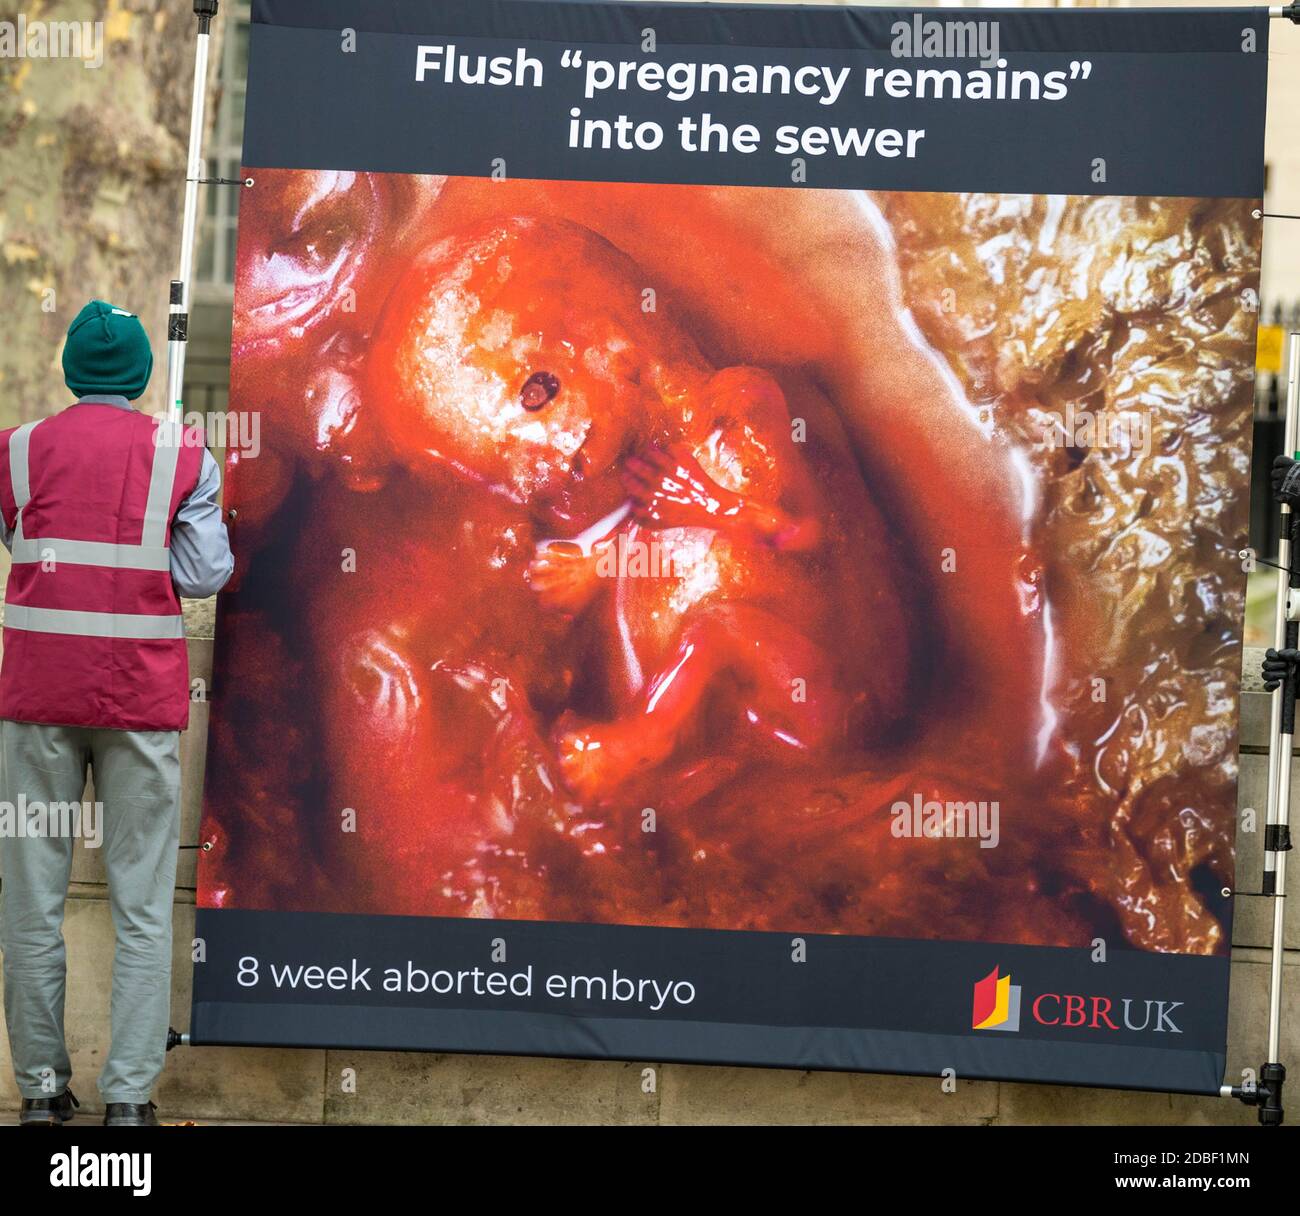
0;720;180;1104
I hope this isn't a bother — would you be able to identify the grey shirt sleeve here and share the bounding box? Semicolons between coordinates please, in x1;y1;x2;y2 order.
170;448;234;598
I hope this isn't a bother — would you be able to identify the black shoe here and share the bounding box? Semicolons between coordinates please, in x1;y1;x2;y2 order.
103;1101;158;1127
19;1088;79;1127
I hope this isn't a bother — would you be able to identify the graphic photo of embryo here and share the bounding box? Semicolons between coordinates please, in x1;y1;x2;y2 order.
199;171;1259;961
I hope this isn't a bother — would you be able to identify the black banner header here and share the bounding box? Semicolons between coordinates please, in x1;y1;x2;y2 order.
243;0;1269;197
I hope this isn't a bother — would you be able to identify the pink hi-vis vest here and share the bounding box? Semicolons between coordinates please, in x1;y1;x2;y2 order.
0;403;204;731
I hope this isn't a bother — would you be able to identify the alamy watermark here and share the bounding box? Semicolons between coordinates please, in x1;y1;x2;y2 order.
595;533;689;580
890;792;1000;849
0;16;104;69
0;795;103;848
890;17;1000;68
156;410;262;459
1043;402;1151;458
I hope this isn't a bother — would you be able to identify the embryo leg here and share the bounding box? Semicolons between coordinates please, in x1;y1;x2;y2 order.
555;604;846;802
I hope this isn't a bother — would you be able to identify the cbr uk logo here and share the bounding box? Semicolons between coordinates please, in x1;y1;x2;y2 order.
971;965;1184;1034
972;966;1022;1032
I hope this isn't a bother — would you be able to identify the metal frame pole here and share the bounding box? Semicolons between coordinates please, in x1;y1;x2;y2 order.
1228;333;1298;1124
150;0;1293;1102
1263;337;1299;902
1267;337;1300;1068
165;0;220;418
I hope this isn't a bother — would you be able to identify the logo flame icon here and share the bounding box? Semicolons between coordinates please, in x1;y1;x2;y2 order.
972;966;1022;1032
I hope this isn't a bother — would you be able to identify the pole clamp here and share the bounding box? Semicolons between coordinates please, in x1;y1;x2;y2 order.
1265;824;1294;853
1228;1062;1286;1126
165;1026;190;1051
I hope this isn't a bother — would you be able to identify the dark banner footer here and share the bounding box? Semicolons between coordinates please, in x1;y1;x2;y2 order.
191;909;1228;1095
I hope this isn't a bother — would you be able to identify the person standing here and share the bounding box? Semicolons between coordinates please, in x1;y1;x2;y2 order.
0;300;233;1126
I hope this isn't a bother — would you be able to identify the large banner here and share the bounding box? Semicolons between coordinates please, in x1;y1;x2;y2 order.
192;0;1268;1094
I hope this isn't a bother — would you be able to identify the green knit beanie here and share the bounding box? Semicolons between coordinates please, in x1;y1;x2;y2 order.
62;300;153;400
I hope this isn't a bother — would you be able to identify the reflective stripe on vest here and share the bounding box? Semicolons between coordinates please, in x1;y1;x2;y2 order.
5;416;185;639
4;604;185;640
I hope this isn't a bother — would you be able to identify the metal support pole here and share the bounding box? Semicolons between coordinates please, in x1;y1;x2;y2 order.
1227;333;1298;1125
1263;337;1300;901
157;7;220;1072
1266;337;1300;1082
165;0;219;419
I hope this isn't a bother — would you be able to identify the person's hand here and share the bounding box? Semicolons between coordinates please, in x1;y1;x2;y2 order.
1271;454;1300;505
1262;647;1300;691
